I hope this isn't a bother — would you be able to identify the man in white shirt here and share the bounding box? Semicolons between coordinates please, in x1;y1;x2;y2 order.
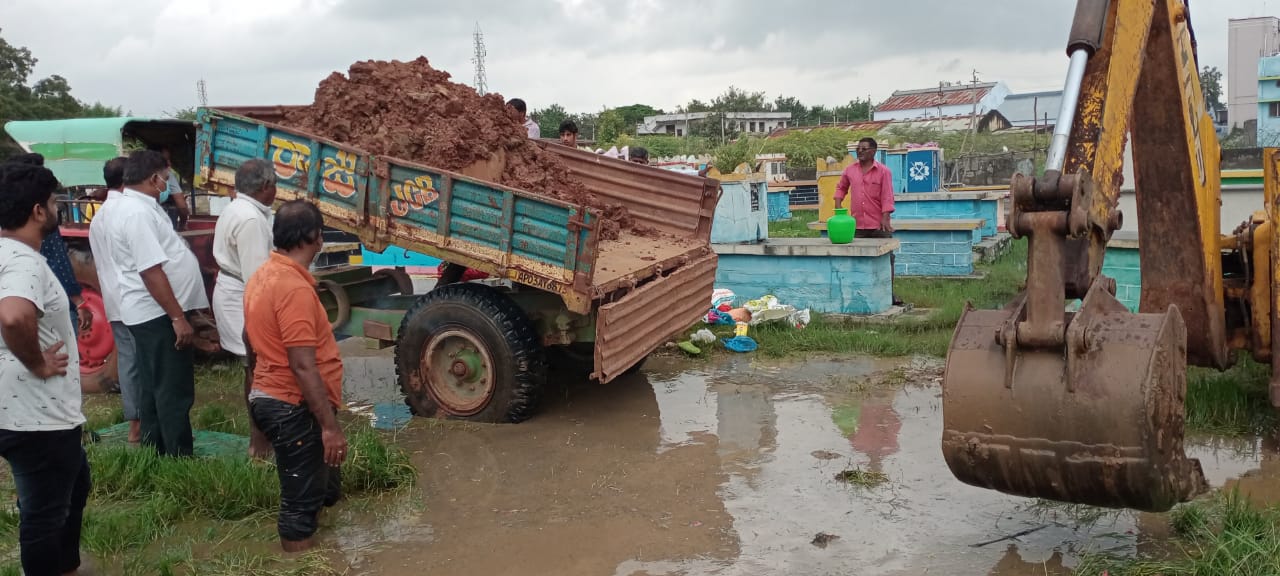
508;98;540;138
213;158;276;359
0;163;90;576
212;159;277;459
88;156;142;443
108;150;210;457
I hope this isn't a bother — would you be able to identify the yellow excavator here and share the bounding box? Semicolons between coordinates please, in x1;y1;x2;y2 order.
942;0;1280;512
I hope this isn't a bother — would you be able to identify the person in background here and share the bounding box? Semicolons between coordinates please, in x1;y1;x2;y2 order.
508;98;540;139
5;153;93;336
213;159;277;458
0;163;90;576
629;146;650;165
88;156;143;444
109;150;209;457
558;120;579;148
149;145;190;231
835;137;902;306
245;200;347;553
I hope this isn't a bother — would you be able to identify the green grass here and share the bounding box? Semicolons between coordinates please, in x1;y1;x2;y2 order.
833;467;888;488
343;427;417;494
194;403;252;436
1186;357;1277;435
768;210;821;238
0;361;419;575
1075;491;1280;575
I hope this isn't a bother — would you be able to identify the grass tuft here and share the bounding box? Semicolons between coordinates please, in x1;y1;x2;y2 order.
1076;491;1280;575
833;467;888;488
1186;357;1276;435
343;427;417;494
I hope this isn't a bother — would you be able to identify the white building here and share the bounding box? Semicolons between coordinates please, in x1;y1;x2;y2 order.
997;90;1063;129
636;112;791;136
1228;17;1280;131
873;81;1011;121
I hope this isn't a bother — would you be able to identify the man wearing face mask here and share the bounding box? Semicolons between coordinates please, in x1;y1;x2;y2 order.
148;145;189;231
105;150;209;457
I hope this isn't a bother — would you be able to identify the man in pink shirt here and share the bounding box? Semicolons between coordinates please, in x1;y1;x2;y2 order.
835;137;902;305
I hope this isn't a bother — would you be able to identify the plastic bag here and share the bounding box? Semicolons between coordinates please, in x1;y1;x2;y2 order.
705;309;736;325
744;295;798;326
721;336;758;353
691;329;717;344
711;289;736;309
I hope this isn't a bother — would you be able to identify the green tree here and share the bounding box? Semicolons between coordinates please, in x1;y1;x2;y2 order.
0;28;124;155
1200;66;1224;113
710;86;768;112
533;103;569;139
831;98;872;123
773;95;810;125
168;107;199;121
612;104;663;135
596;109;628;143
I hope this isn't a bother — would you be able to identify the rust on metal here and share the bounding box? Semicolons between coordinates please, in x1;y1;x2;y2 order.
1129;0;1227;369
594;252;717;382
944;281;1208;511
942;0;1225;512
545;144;719;242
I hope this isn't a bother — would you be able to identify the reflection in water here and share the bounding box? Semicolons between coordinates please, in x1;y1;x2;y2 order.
846;389;901;474
335;353;1276;576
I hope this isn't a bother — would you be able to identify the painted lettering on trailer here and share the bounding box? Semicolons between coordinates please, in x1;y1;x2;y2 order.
321;150;358;199
270;137;312;180
1178;23;1206;186
389;175;440;217
508;269;567;294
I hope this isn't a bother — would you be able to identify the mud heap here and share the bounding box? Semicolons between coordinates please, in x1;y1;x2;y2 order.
285;57;635;240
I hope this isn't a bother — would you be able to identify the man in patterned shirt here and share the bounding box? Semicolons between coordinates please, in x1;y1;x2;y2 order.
0;163;90;576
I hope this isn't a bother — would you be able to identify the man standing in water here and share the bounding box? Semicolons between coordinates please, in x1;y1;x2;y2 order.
245;200;347;552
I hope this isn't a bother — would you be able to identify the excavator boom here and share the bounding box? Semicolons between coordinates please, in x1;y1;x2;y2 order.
942;0;1229;512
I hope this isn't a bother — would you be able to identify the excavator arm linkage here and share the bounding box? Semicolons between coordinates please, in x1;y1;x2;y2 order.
942;0;1231;512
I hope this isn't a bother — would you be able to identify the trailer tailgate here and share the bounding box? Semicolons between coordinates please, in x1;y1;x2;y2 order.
594;251;717;382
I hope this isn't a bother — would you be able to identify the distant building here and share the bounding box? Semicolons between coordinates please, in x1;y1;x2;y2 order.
636;112;791;136
1260;55;1280;146
1228;17;1280;131
997;90;1062;130
873;81;1011;121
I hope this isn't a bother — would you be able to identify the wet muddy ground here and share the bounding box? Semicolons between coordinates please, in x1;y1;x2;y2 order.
332;345;1280;576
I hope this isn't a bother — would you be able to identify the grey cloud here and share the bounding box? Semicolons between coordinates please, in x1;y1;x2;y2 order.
0;0;1264;118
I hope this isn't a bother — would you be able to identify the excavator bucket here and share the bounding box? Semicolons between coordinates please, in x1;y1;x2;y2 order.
942;283;1208;512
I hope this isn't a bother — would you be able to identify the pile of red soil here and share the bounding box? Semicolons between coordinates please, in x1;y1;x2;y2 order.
284;57;635;240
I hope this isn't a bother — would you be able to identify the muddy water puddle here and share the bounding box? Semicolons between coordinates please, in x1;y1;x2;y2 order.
333;349;1279;576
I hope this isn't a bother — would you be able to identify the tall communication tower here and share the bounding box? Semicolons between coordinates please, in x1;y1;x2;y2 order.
197;79;208;107
472;23;488;95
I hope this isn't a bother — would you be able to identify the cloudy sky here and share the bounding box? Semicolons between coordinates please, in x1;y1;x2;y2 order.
1;0;1273;117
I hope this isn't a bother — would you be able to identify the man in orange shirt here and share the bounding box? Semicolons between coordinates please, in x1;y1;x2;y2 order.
243;200;347;553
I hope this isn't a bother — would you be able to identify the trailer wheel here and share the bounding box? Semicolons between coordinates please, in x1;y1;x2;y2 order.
395;283;546;423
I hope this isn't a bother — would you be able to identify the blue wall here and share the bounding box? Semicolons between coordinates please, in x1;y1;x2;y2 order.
767;191;792;221
715;253;893;314
894;230;975;276
1101;246;1141;311
1260;56;1280;147
894;197;999;239
360;245;442;267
